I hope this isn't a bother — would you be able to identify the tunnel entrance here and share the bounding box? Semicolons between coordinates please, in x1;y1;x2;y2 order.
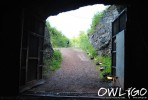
1;0;148;99
19;2;127;98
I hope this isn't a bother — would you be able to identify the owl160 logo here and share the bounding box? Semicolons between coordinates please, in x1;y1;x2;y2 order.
98;87;147;99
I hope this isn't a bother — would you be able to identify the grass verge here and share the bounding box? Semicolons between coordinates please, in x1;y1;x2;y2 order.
43;49;62;79
94;55;111;79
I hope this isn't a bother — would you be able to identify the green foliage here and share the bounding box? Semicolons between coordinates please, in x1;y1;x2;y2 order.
94;56;111;79
49;50;62;71
46;22;70;48
71;31;97;57
87;11;104;35
70;38;79;47
43;50;62;78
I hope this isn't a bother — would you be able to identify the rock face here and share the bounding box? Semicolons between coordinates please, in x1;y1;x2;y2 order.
89;5;124;56
43;26;54;59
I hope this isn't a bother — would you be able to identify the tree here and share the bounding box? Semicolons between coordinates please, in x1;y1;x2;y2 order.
46;22;70;48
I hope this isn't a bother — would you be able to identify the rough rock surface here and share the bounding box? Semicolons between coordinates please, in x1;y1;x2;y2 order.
43;26;54;59
89;5;124;56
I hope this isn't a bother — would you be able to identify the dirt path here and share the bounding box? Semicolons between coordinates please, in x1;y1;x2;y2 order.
30;48;108;93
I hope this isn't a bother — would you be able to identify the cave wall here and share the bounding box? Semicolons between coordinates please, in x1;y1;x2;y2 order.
43;26;54;59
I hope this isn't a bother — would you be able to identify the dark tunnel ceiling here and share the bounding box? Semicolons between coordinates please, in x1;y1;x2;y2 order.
22;0;128;20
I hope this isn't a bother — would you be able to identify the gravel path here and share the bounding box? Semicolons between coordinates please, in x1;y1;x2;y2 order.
29;48;109;93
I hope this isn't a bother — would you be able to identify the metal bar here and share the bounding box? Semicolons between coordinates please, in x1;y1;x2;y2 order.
27;30;44;38
26;32;30;82
112;51;116;53
28;57;39;60
37;37;41;80
19;8;25;88
112;8;127;23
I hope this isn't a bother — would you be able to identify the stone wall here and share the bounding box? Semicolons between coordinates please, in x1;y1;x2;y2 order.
43;26;54;59
89;5;124;56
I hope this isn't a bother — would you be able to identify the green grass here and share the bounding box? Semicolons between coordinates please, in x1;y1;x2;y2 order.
43;49;62;78
94;55;111;79
49;50;62;71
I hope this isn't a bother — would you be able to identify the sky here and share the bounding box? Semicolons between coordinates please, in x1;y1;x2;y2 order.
46;4;109;39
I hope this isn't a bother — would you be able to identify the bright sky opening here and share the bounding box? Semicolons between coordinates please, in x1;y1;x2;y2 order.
46;4;109;39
